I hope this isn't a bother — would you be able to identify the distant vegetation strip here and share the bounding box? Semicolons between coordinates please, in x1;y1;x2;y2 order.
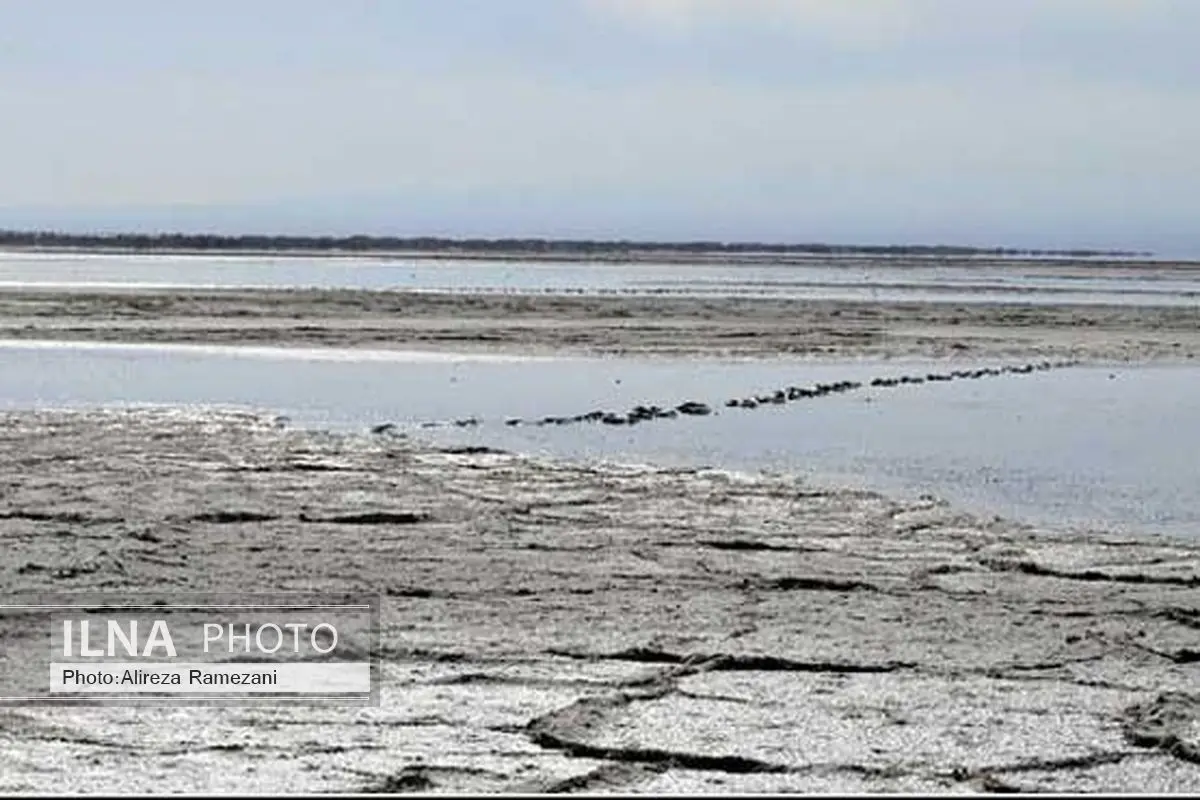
0;230;1146;258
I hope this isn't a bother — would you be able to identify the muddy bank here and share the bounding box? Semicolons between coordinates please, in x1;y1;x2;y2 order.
2;288;1199;361
2;409;1199;792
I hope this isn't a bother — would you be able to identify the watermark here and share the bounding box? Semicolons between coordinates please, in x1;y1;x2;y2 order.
0;592;380;706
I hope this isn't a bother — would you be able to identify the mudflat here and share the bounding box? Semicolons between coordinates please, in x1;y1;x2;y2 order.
1;287;1199;361
1;408;1199;792
2;272;1200;792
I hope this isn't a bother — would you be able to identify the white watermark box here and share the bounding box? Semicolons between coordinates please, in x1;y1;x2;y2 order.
1;592;381;706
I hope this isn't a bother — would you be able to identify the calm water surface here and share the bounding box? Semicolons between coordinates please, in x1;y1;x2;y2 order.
0;341;1195;539
2;252;1198;306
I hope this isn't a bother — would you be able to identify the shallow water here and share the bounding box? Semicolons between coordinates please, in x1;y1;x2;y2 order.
435;366;1198;539
0;341;1196;539
2;252;1198;306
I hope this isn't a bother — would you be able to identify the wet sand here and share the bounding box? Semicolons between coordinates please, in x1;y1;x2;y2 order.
2;278;1200;792
1;287;1199;361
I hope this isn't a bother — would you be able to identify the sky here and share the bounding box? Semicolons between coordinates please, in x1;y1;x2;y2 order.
1;0;1198;253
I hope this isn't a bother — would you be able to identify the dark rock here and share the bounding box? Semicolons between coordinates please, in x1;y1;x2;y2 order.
628;405;659;421
676;401;712;416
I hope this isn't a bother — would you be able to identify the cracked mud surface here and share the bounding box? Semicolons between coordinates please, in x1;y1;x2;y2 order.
2;288;1199;362
2;409;1199;792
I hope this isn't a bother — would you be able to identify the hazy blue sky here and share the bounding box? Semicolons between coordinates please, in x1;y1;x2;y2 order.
1;0;1198;252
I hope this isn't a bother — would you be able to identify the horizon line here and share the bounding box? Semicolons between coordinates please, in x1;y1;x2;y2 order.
0;229;1151;258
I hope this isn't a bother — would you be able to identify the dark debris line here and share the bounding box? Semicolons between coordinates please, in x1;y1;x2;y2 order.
381;359;1079;434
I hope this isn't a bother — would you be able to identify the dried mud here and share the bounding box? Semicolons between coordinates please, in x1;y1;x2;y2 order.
2;409;1200;793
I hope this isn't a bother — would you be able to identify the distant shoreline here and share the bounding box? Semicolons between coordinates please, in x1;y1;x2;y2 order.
4;246;1193;270
0;230;1152;264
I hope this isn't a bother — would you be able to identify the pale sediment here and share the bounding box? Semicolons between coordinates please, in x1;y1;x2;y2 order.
2;409;1200;793
1;288;1199;362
